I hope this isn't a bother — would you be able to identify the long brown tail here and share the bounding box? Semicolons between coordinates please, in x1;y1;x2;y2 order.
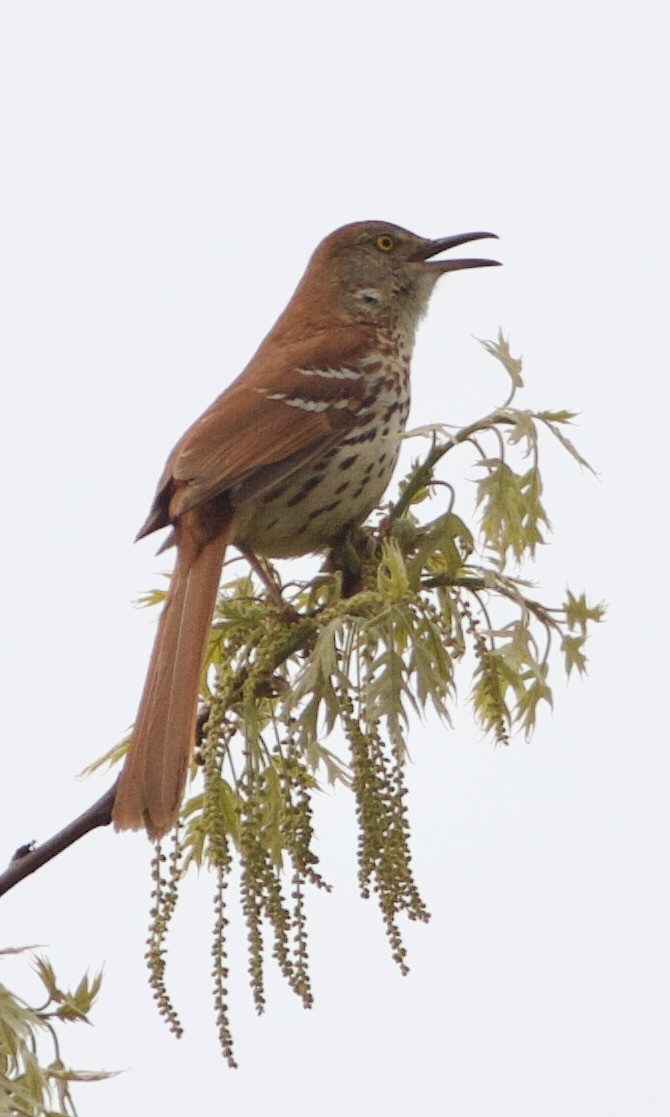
113;529;228;839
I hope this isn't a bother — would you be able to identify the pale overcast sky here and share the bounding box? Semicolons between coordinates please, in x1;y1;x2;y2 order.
1;2;669;1115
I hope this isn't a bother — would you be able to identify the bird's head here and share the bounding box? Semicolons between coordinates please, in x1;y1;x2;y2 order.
307;220;500;335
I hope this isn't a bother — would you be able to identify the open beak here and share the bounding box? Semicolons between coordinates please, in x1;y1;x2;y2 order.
412;231;500;272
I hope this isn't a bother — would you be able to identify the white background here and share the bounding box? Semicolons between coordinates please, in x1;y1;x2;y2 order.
1;2;668;1114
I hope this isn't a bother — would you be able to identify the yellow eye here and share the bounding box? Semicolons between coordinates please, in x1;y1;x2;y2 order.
376;234;395;252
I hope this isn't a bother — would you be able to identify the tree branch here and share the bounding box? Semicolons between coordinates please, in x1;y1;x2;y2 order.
0;783;117;899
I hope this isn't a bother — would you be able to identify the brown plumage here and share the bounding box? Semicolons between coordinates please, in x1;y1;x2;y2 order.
112;220;499;838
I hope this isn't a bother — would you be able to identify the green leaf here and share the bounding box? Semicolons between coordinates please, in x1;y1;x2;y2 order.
33;956;60;1003
377;539;410;600
78;735;130;778
514;664;553;737
476;460;549;562
538;412;597;474
479;329;524;389
1;953;110;1115
471;649;513;742
564;590;606;633
562;634;588;677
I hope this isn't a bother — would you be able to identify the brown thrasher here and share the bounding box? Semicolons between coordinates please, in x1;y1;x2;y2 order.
112;220;499;838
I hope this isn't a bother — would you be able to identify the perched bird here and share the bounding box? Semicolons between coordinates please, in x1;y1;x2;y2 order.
112;220;499;838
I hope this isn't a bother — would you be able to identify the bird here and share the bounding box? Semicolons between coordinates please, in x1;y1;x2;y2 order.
112;220;499;839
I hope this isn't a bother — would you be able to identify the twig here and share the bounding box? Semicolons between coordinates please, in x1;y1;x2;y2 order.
0;783;117;899
389;414;515;523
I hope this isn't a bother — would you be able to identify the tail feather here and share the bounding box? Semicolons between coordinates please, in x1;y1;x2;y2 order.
113;531;227;839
